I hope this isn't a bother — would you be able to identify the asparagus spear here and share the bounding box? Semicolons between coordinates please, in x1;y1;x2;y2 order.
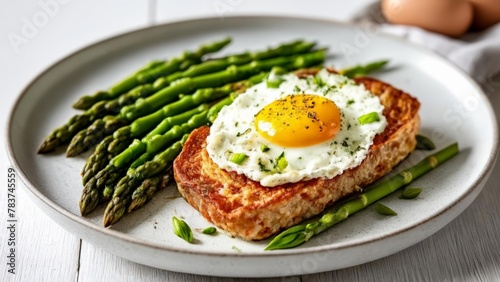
37;112;94;155
103;135;189;226
140;40;312;94
128;168;173;212
106;125;134;160
265;143;459;250
78;105;206;215
67;49;326;156
72;38;232;110
251;39;311;60
339;60;389;78
82;135;114;185
207;93;237;123
74;60;163;108
66;115;128;157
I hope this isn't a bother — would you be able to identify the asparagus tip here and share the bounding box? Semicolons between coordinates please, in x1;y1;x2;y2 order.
37;139;59;154
72;97;91;110
103;215;113;227
103;201;126;227
65;147;78;157
79;183;99;216
103;207;117;227
79;198;96;216
127;202;139;213
37;144;50;154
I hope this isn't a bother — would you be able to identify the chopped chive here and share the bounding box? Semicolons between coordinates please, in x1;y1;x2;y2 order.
172;216;193;243
270;66;288;76
260;144;270;152
236;128;251;137
347;99;355;105
416;135;436;150
266;66;287;88
275;152;288;172
312;75;325;87
232;246;242;253
374;203;397;216
400;187;423;199
230;153;248;164
358;112;380;125
258;159;271;172
202;227;217;235
267;78;285;88
342;140;349;147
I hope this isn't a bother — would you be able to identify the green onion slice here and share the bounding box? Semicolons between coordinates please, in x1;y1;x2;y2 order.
374;203;397;216
400;187;423;199
358;112;380;125
260;144;270;152
230;153;248;164
416;135;436;150
267;78;285;88
202;227;217;235
275;152;288;172
172;216;193;243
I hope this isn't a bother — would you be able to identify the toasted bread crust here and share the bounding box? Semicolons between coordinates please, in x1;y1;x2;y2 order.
173;76;421;240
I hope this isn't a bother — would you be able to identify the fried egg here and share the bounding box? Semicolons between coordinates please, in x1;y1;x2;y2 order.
206;69;387;187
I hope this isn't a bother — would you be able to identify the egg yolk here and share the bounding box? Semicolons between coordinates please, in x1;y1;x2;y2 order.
254;94;341;147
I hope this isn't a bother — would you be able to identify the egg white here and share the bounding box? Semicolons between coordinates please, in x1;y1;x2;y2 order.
206;69;387;187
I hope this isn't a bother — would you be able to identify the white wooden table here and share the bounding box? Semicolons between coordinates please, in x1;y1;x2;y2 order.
1;1;499;281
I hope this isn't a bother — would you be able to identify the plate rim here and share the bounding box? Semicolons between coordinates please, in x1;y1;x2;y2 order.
6;15;500;259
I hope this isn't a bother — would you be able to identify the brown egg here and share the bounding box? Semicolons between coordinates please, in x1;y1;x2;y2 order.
468;0;500;30
381;0;474;37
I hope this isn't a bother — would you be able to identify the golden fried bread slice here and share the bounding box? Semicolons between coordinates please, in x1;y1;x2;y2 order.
173;76;420;240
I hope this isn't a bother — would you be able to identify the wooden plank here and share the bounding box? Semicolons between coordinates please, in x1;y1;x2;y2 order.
0;185;80;281
79;241;301;281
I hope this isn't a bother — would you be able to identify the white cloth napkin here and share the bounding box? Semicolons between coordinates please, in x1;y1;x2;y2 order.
352;3;500;90
380;23;500;84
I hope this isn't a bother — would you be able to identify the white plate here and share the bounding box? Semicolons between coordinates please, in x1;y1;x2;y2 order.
7;16;499;277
